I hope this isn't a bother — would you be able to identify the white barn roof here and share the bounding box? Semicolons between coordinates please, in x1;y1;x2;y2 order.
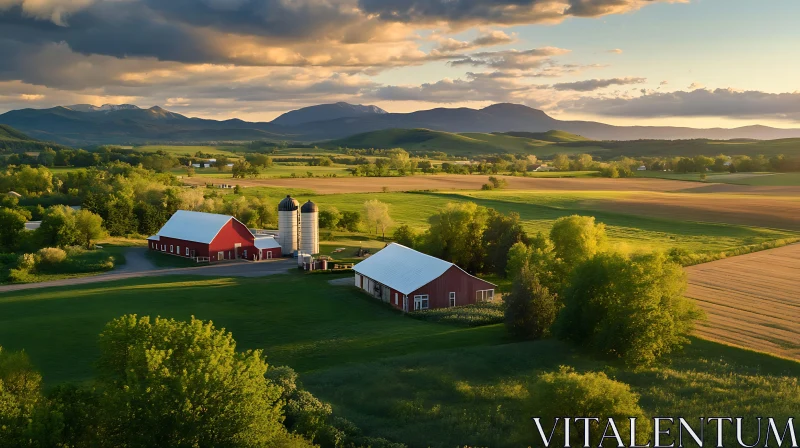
353;243;456;295
153;210;236;244
254;236;281;249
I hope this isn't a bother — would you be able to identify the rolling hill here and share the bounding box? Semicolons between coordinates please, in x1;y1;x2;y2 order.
322;128;599;156
0;124;36;142
3;102;800;146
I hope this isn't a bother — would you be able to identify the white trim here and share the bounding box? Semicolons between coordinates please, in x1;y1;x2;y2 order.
476;289;494;302
413;295;429;311
449;292;456;307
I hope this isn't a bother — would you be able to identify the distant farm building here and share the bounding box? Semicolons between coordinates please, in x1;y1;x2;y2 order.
148;195;320;262
148;210;281;262
533;165;556;172
637;165;647;171
7;191;22;199
353;243;496;312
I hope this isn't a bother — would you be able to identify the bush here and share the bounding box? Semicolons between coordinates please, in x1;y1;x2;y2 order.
409;301;504;327
17;253;37;271
555;252;703;366
529;366;651;447
504;267;559;340
36;247;67;267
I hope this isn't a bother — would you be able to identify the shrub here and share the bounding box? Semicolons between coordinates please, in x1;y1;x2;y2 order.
529;367;651;447
409;301;504;327
35;247;67;267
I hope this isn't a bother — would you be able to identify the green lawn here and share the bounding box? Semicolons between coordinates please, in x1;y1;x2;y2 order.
0;273;506;385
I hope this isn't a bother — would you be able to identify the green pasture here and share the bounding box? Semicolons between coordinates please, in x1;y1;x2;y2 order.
306;338;800;447
0;274;506;385
295;190;794;254
1;271;799;447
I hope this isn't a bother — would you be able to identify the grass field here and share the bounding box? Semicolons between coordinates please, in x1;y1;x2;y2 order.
295;190;796;254
1;272;799;447
636;170;800;186
0;273;506;385
686;243;800;359
177;164;353;179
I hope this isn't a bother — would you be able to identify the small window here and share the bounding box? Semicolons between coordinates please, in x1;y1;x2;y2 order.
161;244;165;251
476;289;495;302
449;292;456;307
170;245;174;253
185;247;189;256
177;246;180;255
414;295;429;311
395;293;398;305
243;250;247;258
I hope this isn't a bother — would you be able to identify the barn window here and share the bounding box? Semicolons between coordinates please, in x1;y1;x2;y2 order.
243;250;247;258
413;295;429;311
476;290;495;302
449;292;456;307
395;293;398;305
185;247;189;256
177;246;180;255
170;245;174;253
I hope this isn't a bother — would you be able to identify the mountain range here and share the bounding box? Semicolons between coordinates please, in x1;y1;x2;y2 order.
1;102;800;146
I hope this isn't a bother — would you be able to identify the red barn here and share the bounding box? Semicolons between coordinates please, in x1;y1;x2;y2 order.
353;243;496;312
147;210;282;262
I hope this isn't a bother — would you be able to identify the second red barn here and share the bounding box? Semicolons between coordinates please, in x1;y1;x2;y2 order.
353;243;496;312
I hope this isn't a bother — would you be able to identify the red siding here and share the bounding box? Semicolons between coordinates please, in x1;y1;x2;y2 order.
208;219;257;261
408;266;495;310
149;217;277;262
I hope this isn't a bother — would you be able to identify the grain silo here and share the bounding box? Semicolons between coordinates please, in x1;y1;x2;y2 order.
300;200;319;255
278;195;300;256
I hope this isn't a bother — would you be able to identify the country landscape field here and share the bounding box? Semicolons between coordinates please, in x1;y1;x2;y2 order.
3;1;800;446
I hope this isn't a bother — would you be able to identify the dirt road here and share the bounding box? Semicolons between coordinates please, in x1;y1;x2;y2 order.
0;258;295;293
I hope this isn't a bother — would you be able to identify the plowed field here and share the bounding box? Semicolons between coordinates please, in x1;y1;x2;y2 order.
686;244;800;359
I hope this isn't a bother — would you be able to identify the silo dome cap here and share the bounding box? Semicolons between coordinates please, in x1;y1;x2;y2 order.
278;195;299;211
301;200;318;213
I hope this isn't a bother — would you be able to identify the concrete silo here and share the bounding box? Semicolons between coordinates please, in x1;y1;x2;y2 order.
277;195;300;256
300;200;319;255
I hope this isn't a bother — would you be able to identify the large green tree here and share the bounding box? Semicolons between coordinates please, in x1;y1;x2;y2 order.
424;202;487;273
0;347;47;446
504;267;559;340
482;210;528;277
96;315;284;448
549;215;607;271
36;205;79;248
555;252;703;366
74;210;106;249
0;207;27;252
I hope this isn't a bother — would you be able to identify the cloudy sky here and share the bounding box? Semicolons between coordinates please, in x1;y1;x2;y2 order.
1;0;799;127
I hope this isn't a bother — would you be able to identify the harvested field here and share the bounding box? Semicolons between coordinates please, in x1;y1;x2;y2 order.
587;193;800;231
680;183;800;196
182;175;701;194
686;244;800;359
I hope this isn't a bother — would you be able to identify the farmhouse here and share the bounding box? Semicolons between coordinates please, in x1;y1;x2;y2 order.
353;243;496;312
147;210;281;262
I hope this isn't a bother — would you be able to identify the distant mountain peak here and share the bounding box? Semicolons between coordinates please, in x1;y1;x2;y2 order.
272;102;388;126
66;104;141;113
